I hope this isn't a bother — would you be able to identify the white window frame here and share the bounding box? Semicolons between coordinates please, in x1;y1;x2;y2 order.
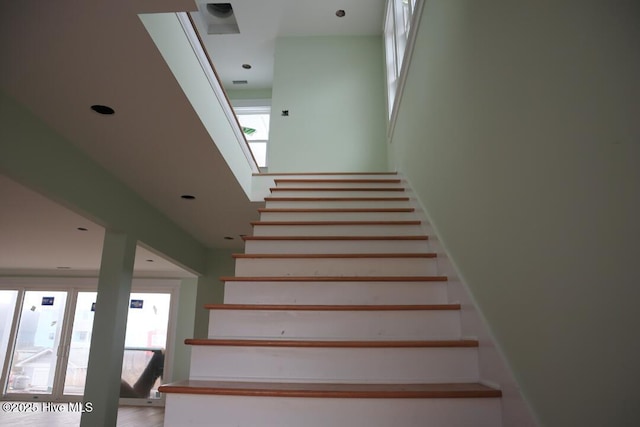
234;105;271;169
384;0;425;137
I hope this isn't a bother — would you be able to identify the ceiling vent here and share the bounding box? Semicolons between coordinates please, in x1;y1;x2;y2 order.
199;2;240;34
232;80;248;85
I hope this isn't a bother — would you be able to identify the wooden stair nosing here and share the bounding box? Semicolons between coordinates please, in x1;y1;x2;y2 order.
185;338;478;348
158;380;502;399
242;235;429;241
274;178;402;184
264;197;410;202
270;187;406;192
220;276;448;282
258;208;415;213
232;253;437;259
204;303;460;311
251;220;421;226
255;172;398;176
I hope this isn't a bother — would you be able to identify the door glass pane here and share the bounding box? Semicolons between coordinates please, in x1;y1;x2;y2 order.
0;291;19;373
6;291;67;394
63;291;96;395
120;292;170;399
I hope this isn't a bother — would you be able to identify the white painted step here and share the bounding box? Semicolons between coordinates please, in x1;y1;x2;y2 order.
252;222;424;236
274;179;404;189
243;237;430;254
189;342;479;383
207;306;461;340
264;198;410;209
258;209;417;222
222;278;449;305
164;393;502;427
270;189;406;198
233;255;438;276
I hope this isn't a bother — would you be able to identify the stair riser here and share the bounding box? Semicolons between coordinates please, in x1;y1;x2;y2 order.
165;394;502;427
223;281;449;305
271;190;406;198
190;346;479;383
259;211;416;221
234;258;438;277
265;200;411;209
253;224;424;236
244;239;430;254
208;310;461;340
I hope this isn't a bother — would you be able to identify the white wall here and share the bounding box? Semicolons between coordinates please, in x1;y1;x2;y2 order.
390;1;640;426
268;36;388;173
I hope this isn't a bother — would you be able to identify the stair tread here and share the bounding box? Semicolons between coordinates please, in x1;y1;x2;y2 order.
274;179;402;184
243;235;428;241
258;208;415;212
204;303;460;311
185;339;477;348
232;253;437;259
256;172;398;176
265;197;410;201
159;380;501;398
251;220;420;225
221;276;448;282
270;187;405;192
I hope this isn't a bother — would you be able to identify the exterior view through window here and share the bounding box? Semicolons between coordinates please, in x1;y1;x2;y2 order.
0;285;173;403
235;106;270;168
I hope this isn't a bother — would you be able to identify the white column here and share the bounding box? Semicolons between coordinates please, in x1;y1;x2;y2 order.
80;230;136;427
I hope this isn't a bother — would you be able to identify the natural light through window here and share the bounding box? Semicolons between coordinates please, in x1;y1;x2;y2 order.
235;107;270;168
384;0;418;119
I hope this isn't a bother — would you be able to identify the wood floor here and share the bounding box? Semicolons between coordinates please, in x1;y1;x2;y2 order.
0;404;164;426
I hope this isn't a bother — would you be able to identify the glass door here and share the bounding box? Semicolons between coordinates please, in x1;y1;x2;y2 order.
0;290;19;391
120;292;171;402
1;285;176;404
5;291;68;396
63;291;96;396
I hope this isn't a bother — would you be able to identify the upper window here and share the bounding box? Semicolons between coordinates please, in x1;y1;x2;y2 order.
235;106;270;168
384;0;418;119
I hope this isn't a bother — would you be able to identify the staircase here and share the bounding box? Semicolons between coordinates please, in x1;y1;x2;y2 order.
159;174;503;426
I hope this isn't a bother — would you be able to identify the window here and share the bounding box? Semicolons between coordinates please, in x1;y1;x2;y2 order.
384;0;419;118
235;106;270;168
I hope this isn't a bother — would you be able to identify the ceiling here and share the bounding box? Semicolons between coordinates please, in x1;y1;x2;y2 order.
0;0;385;277
192;0;386;91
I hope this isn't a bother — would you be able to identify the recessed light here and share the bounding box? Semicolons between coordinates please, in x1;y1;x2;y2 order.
336;9;346;17
224;236;234;240
77;227;88;231
181;194;196;200
242;64;252;69
90;105;115;115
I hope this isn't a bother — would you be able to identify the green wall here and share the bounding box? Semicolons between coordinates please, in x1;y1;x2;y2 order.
172;278;198;380
193;249;236;339
390;1;640;426
227;89;273;101
268;36;388;172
